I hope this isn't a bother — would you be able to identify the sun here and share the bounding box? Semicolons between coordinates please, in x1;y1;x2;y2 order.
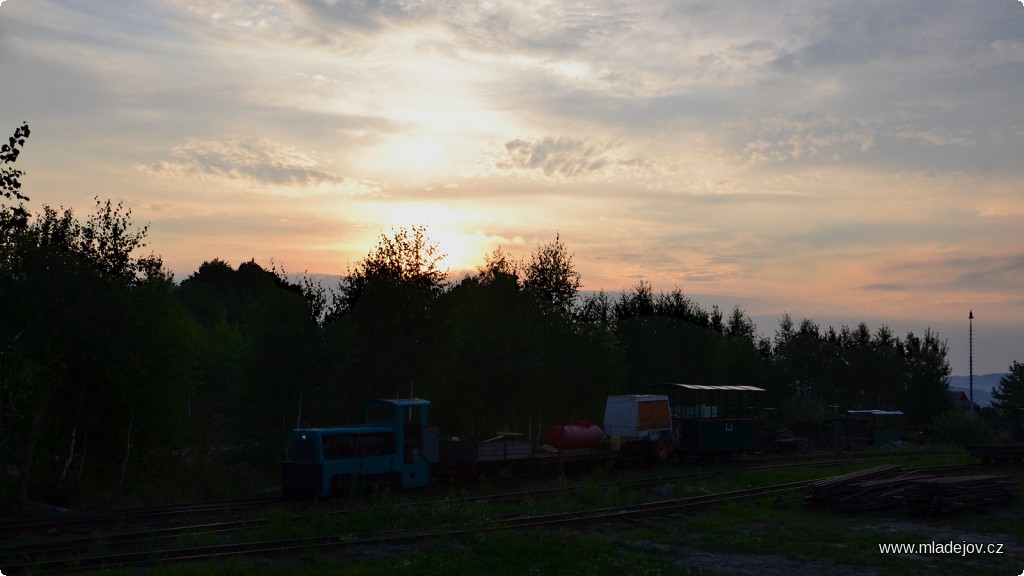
431;229;495;275
356;201;501;274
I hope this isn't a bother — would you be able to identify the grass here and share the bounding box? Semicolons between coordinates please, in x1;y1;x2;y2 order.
70;449;1020;575
687;497;1018;575
97;532;708;576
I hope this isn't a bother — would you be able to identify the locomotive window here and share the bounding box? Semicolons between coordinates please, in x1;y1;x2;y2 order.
321;432;396;460
322;434;355;460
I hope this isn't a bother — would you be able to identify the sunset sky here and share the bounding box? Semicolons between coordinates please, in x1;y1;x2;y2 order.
2;0;1022;376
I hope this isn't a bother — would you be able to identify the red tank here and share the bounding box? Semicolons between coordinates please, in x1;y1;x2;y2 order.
545;420;604;450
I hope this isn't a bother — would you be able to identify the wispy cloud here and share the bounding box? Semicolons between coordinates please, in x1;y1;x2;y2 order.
496;136;649;179
135;138;344;187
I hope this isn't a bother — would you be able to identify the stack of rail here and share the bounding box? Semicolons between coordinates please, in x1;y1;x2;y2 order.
967;444;1024;464
805;465;905;510
903;475;1017;513
807;466;1018;514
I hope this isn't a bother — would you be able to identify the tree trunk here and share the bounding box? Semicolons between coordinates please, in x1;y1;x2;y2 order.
76;425;88;481
18;387;52;505
118;402;135;493
58;387;86;488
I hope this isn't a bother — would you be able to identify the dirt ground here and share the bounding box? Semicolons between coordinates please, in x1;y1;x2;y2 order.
617;516;1022;576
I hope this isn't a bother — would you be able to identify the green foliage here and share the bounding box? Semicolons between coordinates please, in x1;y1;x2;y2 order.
331;224;447;319
929;410;993;445
173;259;324;497
476;246;520;285
0;124;197;507
901;329;952;425
0;122;31;233
522;232;581;312
991;360;1024;418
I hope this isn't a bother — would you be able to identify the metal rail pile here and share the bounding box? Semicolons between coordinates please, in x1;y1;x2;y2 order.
903;475;1017;513
806;466;1018;513
805;465;906;511
967;443;1024;464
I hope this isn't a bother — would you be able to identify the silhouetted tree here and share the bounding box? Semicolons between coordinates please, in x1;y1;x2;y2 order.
725;305;756;342
0;123;31;233
175;259;321;497
523;232;581;312
992;360;1024;419
77;197;154;281
329;225;447;319
770;316;831;418
1;194;191;505
576;289;615;327
477;246;521;286
322;227;447;406
654;287;711;327
612;281;723;387
901;329;952;425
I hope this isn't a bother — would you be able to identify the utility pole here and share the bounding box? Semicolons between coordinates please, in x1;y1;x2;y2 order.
969;310;974;417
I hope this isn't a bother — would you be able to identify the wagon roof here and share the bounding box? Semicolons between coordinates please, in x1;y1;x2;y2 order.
657;383;766;392
296;424;395;434
368;398;431;407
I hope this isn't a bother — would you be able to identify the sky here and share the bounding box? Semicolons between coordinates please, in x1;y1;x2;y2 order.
1;0;1022;377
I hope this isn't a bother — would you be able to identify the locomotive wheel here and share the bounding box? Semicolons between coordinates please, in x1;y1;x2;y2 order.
650;434;671;463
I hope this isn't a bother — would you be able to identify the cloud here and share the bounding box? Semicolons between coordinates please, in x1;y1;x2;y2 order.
729;115;877;166
285;0;436;31
894;128;974;148
135;137;345;187
496;136;650;180
866;252;1024;297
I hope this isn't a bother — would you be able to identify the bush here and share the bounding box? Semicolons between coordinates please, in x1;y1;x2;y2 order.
929;410;993;445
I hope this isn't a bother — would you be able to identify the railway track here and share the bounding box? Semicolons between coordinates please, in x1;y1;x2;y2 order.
0;496;287;537
1;448;956;537
0;456;987;574
0;480;816;574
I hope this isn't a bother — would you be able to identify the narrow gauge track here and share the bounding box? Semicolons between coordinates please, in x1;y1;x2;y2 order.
0;480;817;574
0;457;983;574
0;496;288;537
0;450;963;543
0;448;959;537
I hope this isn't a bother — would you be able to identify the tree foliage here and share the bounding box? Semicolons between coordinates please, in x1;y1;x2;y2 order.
330;225;447;319
992;360;1024;418
522;232;581;312
0;123;31;233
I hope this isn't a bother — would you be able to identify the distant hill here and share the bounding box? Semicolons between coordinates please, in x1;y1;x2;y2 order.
948;373;1007;393
948;386;993;408
948;373;1007;407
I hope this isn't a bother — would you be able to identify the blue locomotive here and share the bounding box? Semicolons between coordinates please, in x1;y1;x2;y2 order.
281;398;439;497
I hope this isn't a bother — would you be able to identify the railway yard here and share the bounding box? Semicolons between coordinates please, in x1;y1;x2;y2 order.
2;448;1021;575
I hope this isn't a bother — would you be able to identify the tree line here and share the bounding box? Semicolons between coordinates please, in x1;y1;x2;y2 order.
3;123;1022;508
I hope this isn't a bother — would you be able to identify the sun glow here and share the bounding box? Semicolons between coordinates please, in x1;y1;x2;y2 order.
368;135;452;176
355;201;504;274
